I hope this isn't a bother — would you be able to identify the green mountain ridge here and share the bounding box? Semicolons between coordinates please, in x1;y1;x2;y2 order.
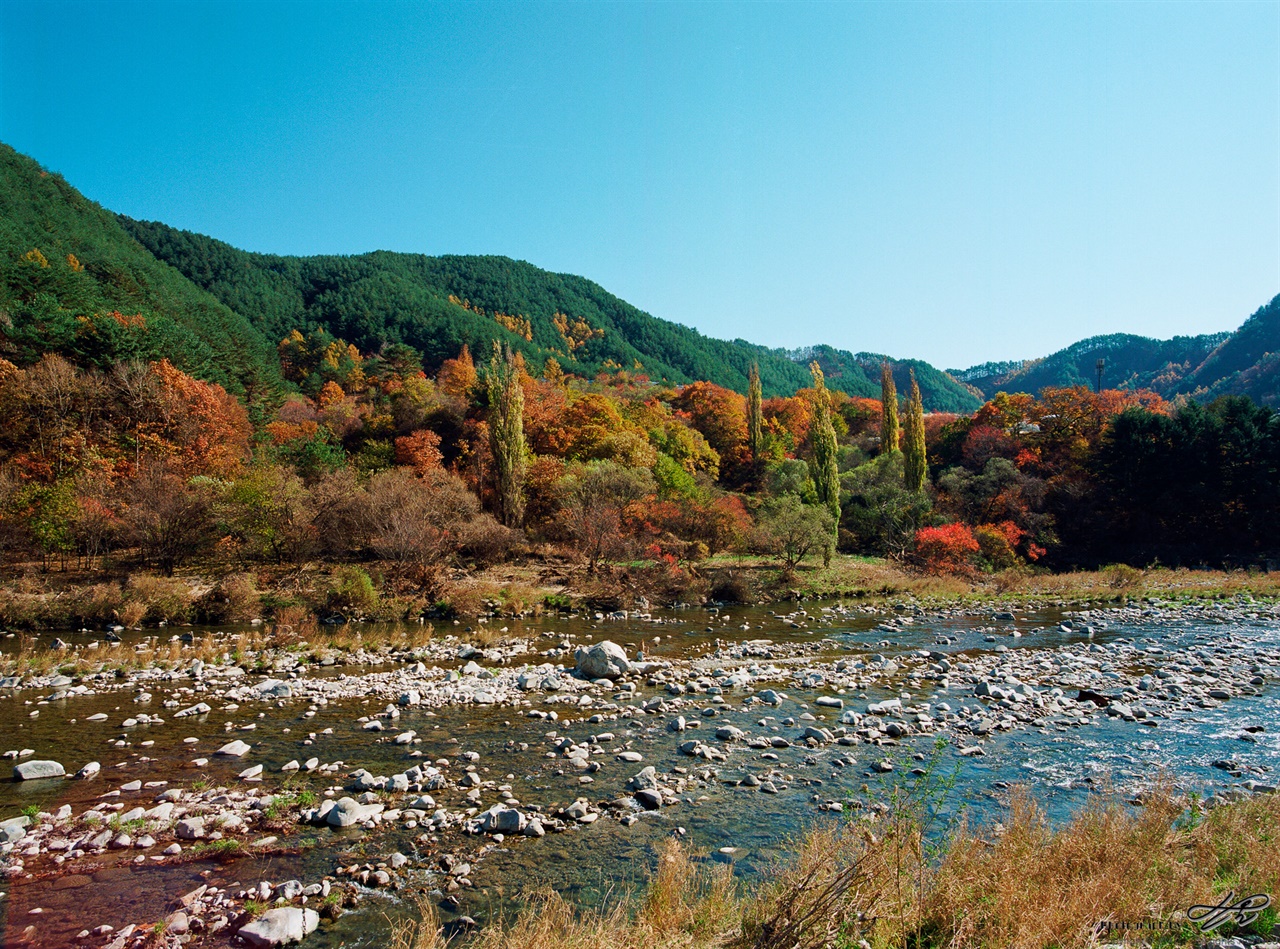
2;142;1275;412
119;216;983;410
951;311;1279;407
0;144;280;399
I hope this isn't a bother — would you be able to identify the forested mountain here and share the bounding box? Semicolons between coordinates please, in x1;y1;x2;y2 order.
1180;295;1280;404
795;345;982;413
3;142;1274;411
0;145;280;399
121;217;983;408
953;298;1279;407
954;333;1228;401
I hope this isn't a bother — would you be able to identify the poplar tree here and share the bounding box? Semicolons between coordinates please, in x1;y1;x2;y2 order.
809;361;841;538
487;343;526;527
747;361;763;461
903;370;927;492
880;362;900;455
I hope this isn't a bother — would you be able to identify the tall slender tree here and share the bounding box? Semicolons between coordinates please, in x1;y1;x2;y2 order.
809;362;841;538
747;361;763;461
902;370;927;492
487;343;526;527
880;362;900;455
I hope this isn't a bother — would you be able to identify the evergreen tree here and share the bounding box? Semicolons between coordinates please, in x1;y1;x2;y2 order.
747;361;763;460
903;370;927;492
487;343;526;527
880;362;900;454
809;361;841;538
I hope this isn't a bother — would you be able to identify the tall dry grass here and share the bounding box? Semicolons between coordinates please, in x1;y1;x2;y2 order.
389;788;1280;949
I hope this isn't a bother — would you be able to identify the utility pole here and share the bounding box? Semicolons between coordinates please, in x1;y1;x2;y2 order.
1095;358;1105;393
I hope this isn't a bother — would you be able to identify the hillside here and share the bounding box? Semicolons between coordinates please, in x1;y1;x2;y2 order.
120;217;982;409
0;144;280;398
953;294;1280;406
954;331;1232;401
1180;294;1280;404
793;344;982;413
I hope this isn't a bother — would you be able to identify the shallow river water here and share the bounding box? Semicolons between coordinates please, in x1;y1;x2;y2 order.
0;599;1276;947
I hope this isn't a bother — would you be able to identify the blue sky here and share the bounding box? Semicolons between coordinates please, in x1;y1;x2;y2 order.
1;1;1277;368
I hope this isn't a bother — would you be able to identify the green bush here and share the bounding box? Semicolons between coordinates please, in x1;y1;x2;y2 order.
325;566;379;619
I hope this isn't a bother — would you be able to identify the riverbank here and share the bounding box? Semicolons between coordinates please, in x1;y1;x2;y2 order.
1;554;1277;636
394;785;1280;949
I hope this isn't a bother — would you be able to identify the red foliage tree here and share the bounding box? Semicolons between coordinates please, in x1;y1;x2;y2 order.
914;522;980;575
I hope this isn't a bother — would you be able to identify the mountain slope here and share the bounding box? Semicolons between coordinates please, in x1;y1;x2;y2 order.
1180;294;1280;405
0;144;280;397
793;345;982;413
121;217;983;408
954;332;1231;401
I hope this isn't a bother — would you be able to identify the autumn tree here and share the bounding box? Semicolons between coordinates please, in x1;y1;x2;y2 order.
366;467;480;580
902;370;927;492
394;429;444;475
119;464;215;575
437;344;478;401
747;361;763;461
220;465;317;565
487;344;526;527
808;362;840;537
880;362;900;454
556;461;655;571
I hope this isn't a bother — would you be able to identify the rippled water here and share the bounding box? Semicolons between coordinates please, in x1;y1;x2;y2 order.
1;601;1276;947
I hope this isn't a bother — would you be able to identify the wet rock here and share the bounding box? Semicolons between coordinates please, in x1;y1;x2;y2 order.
236;907;319;948
13;760;64;780
217;739;252;757
634;789;663;810
175;818;205;840
479;805;525;834
0;815;29;843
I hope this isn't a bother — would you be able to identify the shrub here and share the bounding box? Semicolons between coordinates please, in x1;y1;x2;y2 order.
914;523;980;575
125;575;194;624
1102;563;1144;591
325;566;379;619
196;573;261;622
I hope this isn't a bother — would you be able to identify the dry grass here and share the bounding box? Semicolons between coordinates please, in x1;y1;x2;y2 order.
701;553;1280;606
390;789;1280;949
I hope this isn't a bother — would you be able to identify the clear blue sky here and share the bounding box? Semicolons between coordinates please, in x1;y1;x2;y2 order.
2;1;1277;369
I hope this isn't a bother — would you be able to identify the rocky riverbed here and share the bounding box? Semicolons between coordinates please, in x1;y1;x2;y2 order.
1;597;1277;947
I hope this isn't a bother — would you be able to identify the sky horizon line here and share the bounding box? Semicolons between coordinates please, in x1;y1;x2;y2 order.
2;2;1276;368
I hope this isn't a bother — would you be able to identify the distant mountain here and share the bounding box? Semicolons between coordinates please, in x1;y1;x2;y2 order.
121;217;981;409
0;144;280;398
793;345;982;413
953;333;1228;401
950;311;1280;408
1179;295;1280;404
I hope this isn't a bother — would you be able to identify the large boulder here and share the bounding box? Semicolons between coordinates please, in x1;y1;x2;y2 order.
574;641;631;680
479;805;525;834
14;760;64;780
326;797;384;828
236;907;319;948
